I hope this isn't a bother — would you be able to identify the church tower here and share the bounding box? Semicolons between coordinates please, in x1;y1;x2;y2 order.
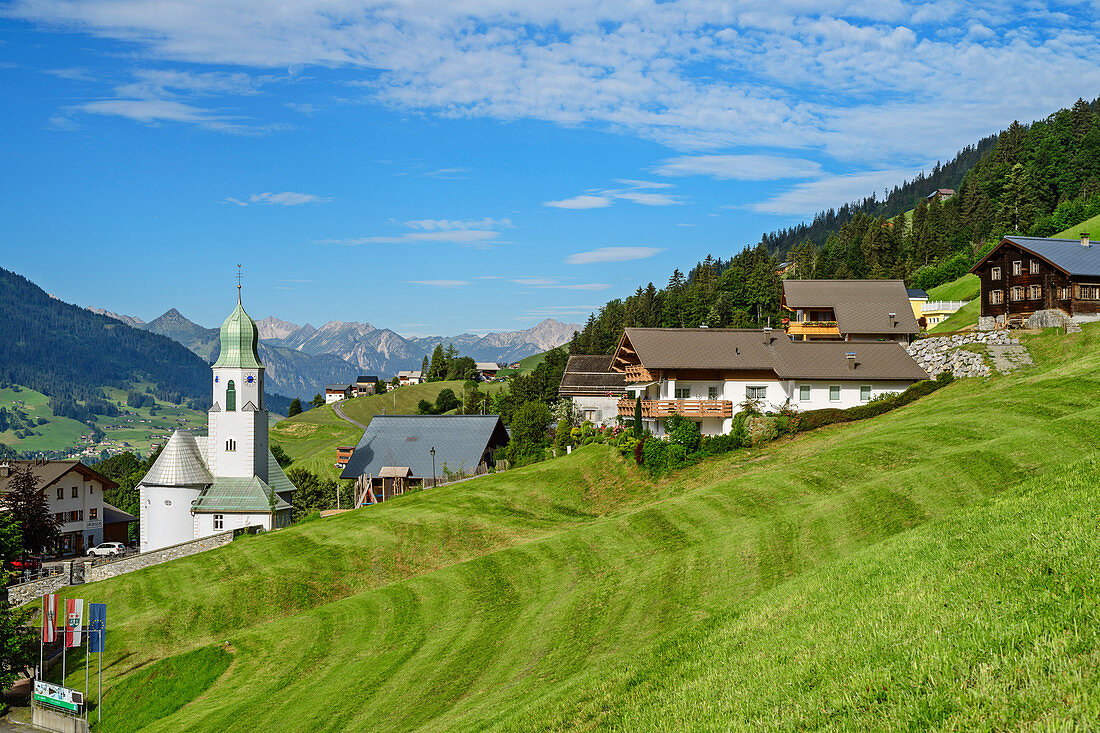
206;287;268;482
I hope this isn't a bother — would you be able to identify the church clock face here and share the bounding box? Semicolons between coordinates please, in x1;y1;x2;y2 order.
246;374;255;384
214;375;219;383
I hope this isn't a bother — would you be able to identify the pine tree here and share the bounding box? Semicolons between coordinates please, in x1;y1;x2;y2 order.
287;398;302;417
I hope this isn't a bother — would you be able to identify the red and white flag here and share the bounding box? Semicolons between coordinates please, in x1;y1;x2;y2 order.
64;598;83;648
41;593;59;643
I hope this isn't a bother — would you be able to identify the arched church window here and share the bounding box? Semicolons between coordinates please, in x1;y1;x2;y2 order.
226;380;236;411
226;438;236;452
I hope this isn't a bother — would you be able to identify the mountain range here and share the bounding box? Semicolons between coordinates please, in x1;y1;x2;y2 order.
91;306;579;400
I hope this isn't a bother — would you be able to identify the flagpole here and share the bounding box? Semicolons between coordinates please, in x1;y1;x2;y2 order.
85;631;89;721
98;644;102;723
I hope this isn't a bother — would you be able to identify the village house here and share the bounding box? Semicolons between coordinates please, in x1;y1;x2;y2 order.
475;362;503;380
340;415;510;502
325;384;353;403
921;300;968;328
558;355;628;427
611;328;928;437
396;370;424;386
971;233;1100;328
907;288;929;322
782;279;920;343
335;445;355;469
0;459;136;554
927;188;956;202
353;375;379;396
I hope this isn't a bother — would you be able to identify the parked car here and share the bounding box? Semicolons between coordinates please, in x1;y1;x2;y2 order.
10;556;42;571
88;542;125;557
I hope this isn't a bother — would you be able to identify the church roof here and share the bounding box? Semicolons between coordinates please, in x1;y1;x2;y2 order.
141;429;214;487
191;476;291;513
266;451;297;497
212;297;263;369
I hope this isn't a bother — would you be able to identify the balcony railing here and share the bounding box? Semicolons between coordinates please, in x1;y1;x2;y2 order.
785;321;840;335
618;399;734;419
624;365;656;383
921;301;968;312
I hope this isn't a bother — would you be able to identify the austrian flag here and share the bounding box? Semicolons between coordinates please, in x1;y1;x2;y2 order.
41;593;59;643
64;598;83;648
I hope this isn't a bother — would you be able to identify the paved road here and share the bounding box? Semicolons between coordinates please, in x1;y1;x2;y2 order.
332;400;368;431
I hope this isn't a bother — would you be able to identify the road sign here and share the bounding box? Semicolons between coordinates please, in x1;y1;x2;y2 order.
33;680;84;714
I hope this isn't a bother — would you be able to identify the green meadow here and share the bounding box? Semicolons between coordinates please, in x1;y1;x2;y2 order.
51;325;1100;730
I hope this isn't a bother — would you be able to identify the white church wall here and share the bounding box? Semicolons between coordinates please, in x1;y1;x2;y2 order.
140;484;203;553
194;512;272;537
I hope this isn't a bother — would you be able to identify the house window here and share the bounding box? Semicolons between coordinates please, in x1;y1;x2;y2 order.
989;290;1003;305
829;385;841;401
1079;285;1100;300
746;386;767;400
1030;260;1040;274
708;386;719;400
674;386;691;399
214;515;224;530
991;266;1001;280
226;439;236;452
54;512;64;523
1058;287;1070;300
70;510;82;522
89;508;97;520
1011;286;1024;301
1013;261;1022;276
56;487;63;500
583;409;597;423
860;385;872;402
799;385;811;401
71;487;78;498
1028;284;1042;300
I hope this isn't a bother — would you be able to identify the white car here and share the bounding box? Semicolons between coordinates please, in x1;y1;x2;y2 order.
88;542;125;557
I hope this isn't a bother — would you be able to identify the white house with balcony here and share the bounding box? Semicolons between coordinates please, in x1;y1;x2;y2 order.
611;328;929;437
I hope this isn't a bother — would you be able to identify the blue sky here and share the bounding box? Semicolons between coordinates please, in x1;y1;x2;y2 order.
3;1;1100;336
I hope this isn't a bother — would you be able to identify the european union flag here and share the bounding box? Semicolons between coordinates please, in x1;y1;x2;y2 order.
88;603;106;654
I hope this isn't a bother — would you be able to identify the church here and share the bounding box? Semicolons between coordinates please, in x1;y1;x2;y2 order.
138;289;296;553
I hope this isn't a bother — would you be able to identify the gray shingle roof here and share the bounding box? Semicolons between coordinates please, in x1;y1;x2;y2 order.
326;384;352;391
341;415;510;480
983;236;1100;277
783;280;920;335
192;476;290;513
559;355;629;395
141;430;213;487
103;502;137;524
616;328;927;381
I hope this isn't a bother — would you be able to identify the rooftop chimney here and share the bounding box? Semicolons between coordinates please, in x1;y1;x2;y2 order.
0;463;8;478
1082;232;1091;248
846;352;857;370
763;326;773;345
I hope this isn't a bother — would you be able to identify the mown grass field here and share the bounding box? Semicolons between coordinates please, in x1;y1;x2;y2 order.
926;272;978;302
269;380;505;480
1054;212;1100;238
53;324;1100;730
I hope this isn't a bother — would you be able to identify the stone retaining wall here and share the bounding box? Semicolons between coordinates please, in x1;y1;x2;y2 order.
6;563;73;608
86;526;261;583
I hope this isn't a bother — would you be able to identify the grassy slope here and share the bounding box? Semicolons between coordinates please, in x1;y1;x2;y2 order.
1054;213;1100;238
926;272;979;301
496;350;547;378
269;380;506;480
62;325;1100;730
928;298;980;333
0;385;206;456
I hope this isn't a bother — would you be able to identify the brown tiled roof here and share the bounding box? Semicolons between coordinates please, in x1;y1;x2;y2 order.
619;329;785;371
782;280;920;335
774;341;929;381
559;355;628;395
615;328;927;381
0;460;118;493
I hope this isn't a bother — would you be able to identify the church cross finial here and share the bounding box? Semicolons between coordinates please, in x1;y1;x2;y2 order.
237;265;242;303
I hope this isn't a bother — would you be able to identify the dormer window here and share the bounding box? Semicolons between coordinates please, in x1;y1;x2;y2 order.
226;380;236;411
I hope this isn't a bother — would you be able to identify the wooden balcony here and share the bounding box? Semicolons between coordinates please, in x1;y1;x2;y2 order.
785;321;840;338
624;364;657;383
618;399;734;419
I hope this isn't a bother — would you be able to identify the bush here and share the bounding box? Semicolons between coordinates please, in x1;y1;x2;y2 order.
665;414;702;452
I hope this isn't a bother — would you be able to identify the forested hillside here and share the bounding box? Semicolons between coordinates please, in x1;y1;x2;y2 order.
570;97;1100;355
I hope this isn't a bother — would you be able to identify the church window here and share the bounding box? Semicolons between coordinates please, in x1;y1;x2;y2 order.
226;380;236;411
214;515;224;530
226;438;237;452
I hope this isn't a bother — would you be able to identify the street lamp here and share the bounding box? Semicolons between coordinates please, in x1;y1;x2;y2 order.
430;446;436;487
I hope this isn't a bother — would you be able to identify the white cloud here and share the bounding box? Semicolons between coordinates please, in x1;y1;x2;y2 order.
234;191;330;206
544;194;613;210
749;167;921;216
319;215;512;247
510;277;558;286
544;283;610;291
655;154;822;180
404;280;468;287
566;246;664;264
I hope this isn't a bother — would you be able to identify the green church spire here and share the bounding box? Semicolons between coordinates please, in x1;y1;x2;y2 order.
212;280;263;370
